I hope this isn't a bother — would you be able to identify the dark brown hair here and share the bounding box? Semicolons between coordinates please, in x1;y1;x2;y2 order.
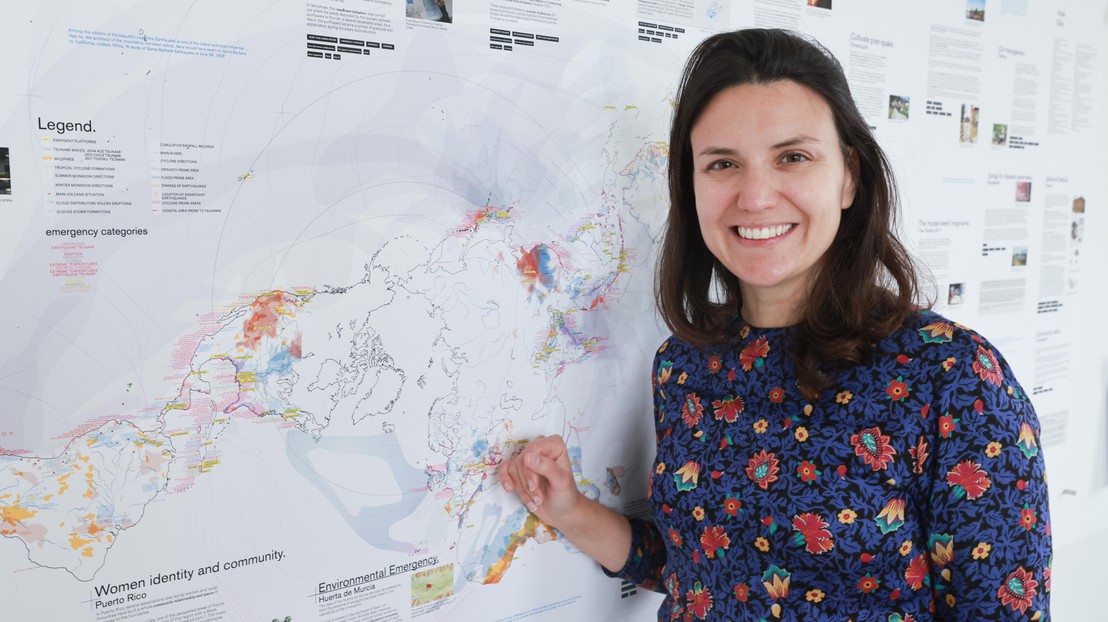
656;28;922;397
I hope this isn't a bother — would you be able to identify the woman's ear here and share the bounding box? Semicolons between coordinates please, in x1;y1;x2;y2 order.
840;148;859;210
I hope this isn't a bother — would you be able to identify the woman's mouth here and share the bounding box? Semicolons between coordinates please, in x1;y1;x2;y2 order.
735;224;795;240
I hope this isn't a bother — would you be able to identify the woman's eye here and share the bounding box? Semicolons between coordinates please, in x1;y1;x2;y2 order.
707;160;734;171
782;152;809;164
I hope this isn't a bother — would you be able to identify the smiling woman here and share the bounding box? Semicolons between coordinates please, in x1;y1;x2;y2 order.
657;29;917;399
500;28;1051;622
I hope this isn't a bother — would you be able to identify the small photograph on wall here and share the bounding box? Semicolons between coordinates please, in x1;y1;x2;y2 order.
1015;181;1031;202
966;0;985;21
807;0;832;9
959;103;979;143
888;95;910;121
948;282;965;306
1072;196;1085;213
0;147;10;194
1011;246;1028;267
407;0;452;23
992;123;1008;146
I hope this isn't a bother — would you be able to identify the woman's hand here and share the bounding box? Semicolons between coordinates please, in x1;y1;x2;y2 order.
498;435;582;530
498;434;633;573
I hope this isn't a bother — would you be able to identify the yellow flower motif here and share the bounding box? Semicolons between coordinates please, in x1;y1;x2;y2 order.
921;321;955;341
740;325;751;339
677;372;688;385
985;442;1002;458
693;506;705;521
973;542;991;559
794;426;809;442
753;419;768;434
899;540;913;557
837;508;857;524
754;537;770;552
655;462;666;474
805;589;825;603
931;536;955;567
946;594;956;607
942;356;957;371
658;341;669;353
803;404;813;416
674;461;701;489
835;391;853;404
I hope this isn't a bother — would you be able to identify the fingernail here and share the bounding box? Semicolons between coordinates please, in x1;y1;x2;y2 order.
528;479;536;492
526;502;537;513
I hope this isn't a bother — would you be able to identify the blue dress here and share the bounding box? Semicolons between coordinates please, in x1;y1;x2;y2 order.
606;311;1051;621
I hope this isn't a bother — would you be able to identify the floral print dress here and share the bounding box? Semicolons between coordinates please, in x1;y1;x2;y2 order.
606;311;1050;621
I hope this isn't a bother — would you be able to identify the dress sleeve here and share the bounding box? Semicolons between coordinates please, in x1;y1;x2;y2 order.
600;516;667;592
924;334;1051;620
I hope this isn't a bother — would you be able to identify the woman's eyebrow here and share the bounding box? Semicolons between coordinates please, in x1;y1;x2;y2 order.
771;135;821;150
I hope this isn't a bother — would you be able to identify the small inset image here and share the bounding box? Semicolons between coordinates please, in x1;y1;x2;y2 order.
1072;219;1084;242
1015;181;1031;202
991;123;1008;146
888;95;910;121
412;563;454;607
0;147;10;195
1072;196;1085;213
407;0;452;23
959;103;979;143
966;0;985;21
1011;245;1028;266
807;0;832;8
948;282;965;306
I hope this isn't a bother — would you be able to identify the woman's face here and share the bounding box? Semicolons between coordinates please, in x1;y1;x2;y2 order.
690;80;856;320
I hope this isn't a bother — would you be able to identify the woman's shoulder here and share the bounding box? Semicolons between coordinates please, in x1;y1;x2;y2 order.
887;309;1000;353
882;309;1023;388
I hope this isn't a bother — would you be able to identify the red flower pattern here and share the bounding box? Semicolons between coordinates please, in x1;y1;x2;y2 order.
738;336;770;371
711;395;744;423
797;460;819;484
768;386;785;403
973;345;1004;386
885;376;910;401
744;450;780;490
700;525;731;559
667;527;683;547
722;497;741;517
904;553;930;590
681;393;704;427
733;582;749;602
857;574;881;594
1019;506;1037;531
946;460;991;500
686;582;713;619
792;512;834;554
997;566;1038;614
938;413;957;438
850;426;897;471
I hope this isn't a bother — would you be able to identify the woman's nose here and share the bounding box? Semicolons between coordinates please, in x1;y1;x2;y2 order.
734;167;780;212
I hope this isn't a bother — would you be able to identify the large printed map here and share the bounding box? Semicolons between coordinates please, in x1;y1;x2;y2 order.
0;2;680;619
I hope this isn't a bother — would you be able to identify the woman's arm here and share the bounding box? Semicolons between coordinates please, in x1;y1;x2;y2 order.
925;333;1051;620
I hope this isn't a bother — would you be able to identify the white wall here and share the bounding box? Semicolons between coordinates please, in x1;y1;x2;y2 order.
1049;5;1108;618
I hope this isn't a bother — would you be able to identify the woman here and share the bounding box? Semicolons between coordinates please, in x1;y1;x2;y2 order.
500;29;1050;621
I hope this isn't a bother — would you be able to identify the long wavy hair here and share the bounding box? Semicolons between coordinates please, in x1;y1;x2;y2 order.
656;28;922;397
